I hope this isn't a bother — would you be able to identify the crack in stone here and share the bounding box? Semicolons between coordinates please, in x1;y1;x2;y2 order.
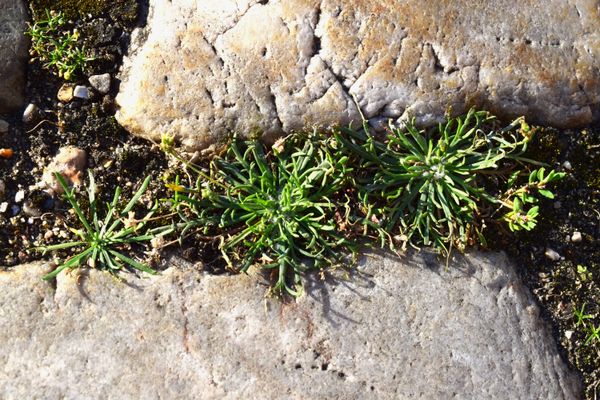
199;32;224;68
216;1;268;42
309;4;353;101
268;85;284;130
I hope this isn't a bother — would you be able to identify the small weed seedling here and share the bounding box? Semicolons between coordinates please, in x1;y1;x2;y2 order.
37;172;171;280
573;303;599;346
26;9;94;80
584;323;600;346
164;133;357;296
574;303;594;327
500;167;565;231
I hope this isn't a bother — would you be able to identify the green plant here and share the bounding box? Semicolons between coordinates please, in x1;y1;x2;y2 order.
584;323;600;345
159;109;566;294
574;303;594;327
26;9;94;80
334;109;558;254
500;167;565;231
163;133;357;296
577;264;593;282
37;172;171;280
573;303;599;346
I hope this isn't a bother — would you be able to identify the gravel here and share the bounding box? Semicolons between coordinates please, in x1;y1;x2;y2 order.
57;84;74;103
545;248;562;261
73;85;90;100
22;103;40;124
89;73;111;94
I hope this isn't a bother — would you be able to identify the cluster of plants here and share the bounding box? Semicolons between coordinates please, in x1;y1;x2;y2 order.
37;110;566;296
26;9;94;80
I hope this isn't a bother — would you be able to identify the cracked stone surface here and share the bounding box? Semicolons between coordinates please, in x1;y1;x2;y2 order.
116;0;600;150
0;0;28;114
0;251;581;399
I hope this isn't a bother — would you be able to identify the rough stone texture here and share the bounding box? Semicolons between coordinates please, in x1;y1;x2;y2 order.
116;0;600;150
0;0;28;114
0;252;581;399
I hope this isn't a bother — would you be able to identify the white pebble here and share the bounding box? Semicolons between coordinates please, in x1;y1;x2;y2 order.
562;161;572;170
14;190;25;203
565;330;573;340
0;202;8;213
73;85;90;100
571;231;582;243
544;248;561;261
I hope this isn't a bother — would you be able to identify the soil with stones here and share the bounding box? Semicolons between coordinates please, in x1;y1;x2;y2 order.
0;2;598;398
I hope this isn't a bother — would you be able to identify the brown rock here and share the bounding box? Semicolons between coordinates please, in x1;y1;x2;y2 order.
42;146;87;193
57;84;75;103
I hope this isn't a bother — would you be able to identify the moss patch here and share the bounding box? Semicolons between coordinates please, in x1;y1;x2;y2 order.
30;0;138;24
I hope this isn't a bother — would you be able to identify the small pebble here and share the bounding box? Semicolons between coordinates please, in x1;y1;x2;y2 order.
565;330;573;340
89;73;111;94
10;205;20;216
14;190;25;203
0;179;4;198
562;161;572;170
57;83;75;103
0;202;8;213
553;201;562;209
0;119;8;134
42;146;87;193
544;248;561;261
73;85;90;100
0;148;14;159
44;230;54;240
571;231;582;243
22;103;40;124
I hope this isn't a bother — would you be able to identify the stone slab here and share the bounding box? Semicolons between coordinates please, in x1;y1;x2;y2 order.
116;0;600;149
0;251;581;399
0;0;28;114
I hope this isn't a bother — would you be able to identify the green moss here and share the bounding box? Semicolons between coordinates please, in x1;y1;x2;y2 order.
30;0;138;24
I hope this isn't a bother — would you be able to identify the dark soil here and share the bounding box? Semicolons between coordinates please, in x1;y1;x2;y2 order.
0;2;598;398
505;127;599;399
